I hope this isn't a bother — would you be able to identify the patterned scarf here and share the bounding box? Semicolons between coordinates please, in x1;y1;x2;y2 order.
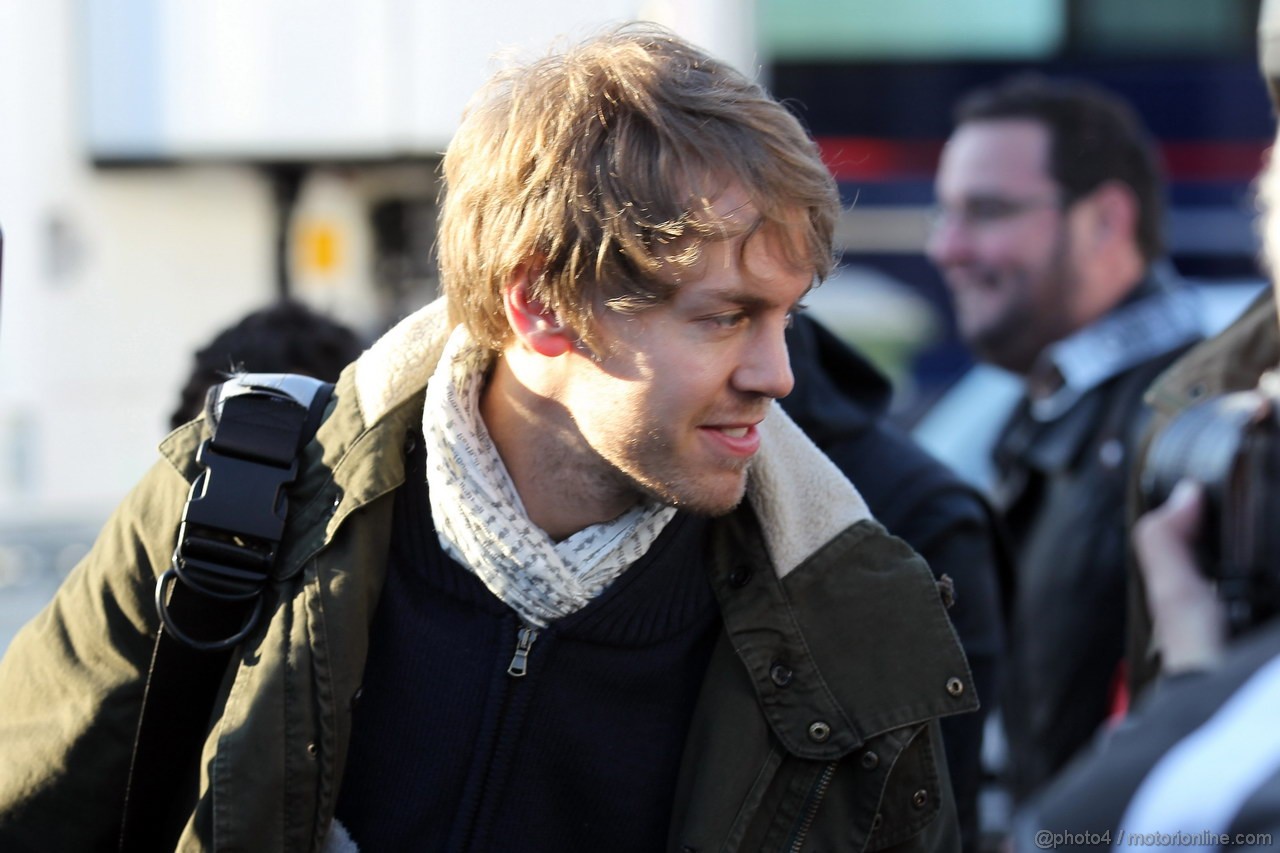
423;326;676;628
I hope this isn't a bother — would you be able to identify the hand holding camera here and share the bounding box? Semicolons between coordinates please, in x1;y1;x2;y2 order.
1132;480;1228;673
1139;372;1280;637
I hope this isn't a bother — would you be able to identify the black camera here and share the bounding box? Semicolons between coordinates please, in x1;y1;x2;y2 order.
1140;373;1280;635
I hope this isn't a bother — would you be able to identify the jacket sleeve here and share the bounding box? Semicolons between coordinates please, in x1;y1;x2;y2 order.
0;457;188;851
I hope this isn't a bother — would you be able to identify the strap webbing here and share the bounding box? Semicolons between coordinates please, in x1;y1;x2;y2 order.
119;378;333;852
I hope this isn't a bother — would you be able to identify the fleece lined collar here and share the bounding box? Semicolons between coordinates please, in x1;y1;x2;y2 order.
350;298;873;580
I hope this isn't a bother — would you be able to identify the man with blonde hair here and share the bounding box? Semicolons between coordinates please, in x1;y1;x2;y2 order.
0;25;972;852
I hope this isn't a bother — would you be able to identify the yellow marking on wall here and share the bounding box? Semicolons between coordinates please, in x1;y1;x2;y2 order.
296;220;342;278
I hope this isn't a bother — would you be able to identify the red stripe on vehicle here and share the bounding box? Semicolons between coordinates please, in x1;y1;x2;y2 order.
815;137;1273;183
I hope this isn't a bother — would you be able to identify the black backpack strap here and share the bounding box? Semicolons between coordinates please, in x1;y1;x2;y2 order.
119;374;334;853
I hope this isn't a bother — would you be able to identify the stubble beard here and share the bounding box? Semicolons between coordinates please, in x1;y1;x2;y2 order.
610;426;753;518
966;229;1077;375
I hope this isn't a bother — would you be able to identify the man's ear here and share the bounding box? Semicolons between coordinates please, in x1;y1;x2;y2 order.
503;268;574;357
1085;180;1139;248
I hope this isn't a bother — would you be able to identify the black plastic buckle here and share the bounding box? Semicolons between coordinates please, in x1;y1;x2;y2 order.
156;438;298;651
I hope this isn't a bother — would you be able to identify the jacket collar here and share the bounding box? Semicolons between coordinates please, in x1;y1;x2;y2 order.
1025;270;1201;422
1145;287;1279;418
708;507;977;757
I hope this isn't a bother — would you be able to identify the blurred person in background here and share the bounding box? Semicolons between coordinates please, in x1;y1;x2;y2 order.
169;299;365;430
1123;1;1280;695
1015;171;1280;840
783;312;1008;853
1011;10;1280;845
0;24;974;852
925;76;1203;803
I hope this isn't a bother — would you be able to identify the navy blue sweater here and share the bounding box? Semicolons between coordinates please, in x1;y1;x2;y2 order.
335;439;721;851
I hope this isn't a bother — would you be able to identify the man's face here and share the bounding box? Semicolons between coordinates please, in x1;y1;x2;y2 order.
558;189;811;516
1262;137;1280;284
926;119;1081;374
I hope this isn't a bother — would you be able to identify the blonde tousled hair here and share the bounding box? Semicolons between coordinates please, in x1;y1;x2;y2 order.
437;23;840;353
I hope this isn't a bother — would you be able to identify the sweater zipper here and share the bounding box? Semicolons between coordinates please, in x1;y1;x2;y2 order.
460;621;540;848
507;624;540;677
786;761;838;852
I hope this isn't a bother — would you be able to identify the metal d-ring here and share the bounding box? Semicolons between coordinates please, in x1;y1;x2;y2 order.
155;567;266;652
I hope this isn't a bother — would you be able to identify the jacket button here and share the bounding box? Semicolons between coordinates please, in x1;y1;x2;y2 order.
935;574;956;609
860;750;879;770
306;742;318;758
769;662;794;687
808;721;831;742
912;789;928;808
871;814;882;832
946;677;965;697
727;566;752;588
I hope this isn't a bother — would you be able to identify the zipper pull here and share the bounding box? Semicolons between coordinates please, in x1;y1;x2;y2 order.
507;625;539;677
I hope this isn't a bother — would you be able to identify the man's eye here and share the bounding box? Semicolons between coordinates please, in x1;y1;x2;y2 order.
966;199;1017;222
707;312;748;329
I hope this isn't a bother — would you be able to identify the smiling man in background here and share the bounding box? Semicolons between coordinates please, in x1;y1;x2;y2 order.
926;77;1202;803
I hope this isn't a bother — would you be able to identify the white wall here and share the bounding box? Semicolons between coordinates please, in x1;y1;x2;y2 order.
85;0;758;160
0;1;276;526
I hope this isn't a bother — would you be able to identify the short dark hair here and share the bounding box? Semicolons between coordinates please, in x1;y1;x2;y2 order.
954;75;1164;263
170;300;364;430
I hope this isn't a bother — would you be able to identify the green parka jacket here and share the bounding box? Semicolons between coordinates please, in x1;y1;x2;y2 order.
0;300;977;853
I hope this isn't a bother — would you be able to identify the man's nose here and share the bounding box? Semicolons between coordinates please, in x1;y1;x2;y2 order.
925;215;974;269
735;323;795;400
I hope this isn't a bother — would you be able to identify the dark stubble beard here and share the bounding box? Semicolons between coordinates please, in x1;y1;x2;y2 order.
613;427;754;518
969;223;1078;376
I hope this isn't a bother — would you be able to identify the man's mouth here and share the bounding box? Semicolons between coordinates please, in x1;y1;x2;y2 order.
948;266;1002;293
698;422;764;459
